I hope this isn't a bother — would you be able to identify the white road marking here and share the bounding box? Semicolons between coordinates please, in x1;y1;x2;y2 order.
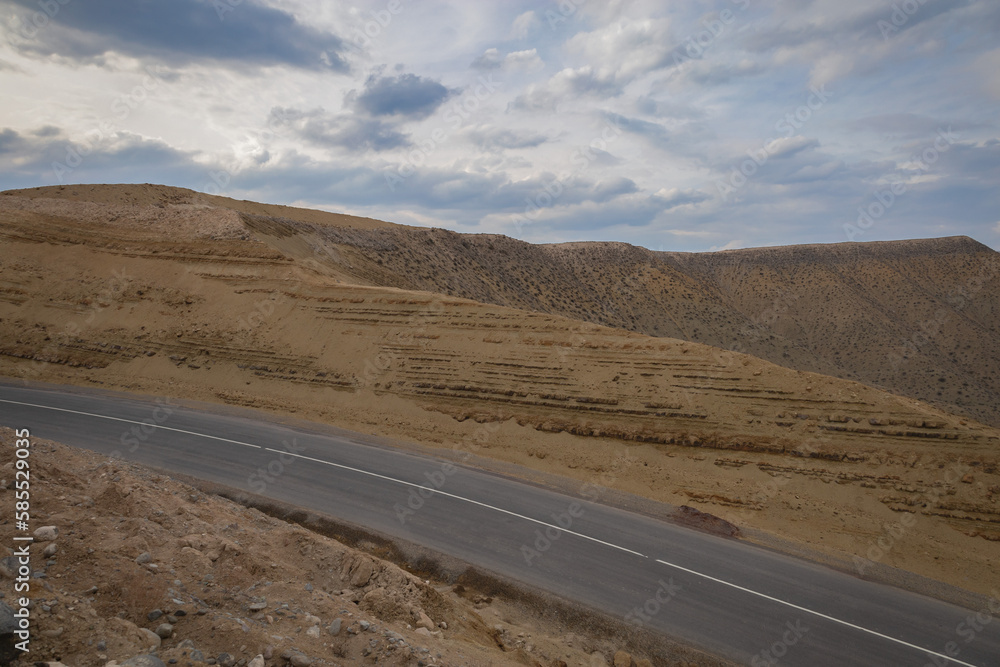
265;447;647;559
3;394;987;665
654;558;982;667
0;398;261;450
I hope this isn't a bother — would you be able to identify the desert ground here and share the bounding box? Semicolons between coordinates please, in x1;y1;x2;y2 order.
1;184;999;661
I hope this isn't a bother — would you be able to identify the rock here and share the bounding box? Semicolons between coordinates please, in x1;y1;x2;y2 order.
135;552;152;565
217;653;235;667
190;651;204;662
327;618;342;636
359;620;370;631
349;557;376;587
613;650;633;667
147;609;163;622
262;646;274;660
304;583;313;591
138;627;161;648
305;625;320;638
289;654;313;667
97;640;107;651
176;639;195;650
0;600;15;635
248;656;264;667
415;627;431;637
33;526;58;541
155;622;173;639
43;543;58;558
962;473;975;484
0;557;17;579
438;621;447;630
121;656;166;667
247;601;267;611
415;612;434;631
304;614;321;625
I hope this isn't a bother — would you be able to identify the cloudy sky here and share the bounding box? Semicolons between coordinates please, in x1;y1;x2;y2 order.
1;0;998;251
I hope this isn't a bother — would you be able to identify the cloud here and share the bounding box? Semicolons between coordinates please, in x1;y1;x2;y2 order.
510;11;540;40
1;0;350;71
354;72;456;119
270;108;410;152
471;48;543;72
512;67;621;111
605;112;670;150
466;126;548;151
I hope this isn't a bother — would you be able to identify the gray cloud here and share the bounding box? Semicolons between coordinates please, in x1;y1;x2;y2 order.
270;107;410;152
2;0;349;71
355;72;457;119
467;126;548;151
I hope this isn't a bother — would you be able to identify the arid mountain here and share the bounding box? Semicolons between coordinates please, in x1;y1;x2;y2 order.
242;213;1000;428
2;183;999;598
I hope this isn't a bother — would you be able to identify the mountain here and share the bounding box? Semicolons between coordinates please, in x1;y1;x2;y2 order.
2;183;998;597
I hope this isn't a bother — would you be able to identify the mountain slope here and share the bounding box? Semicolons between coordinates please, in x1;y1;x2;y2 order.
2;183;999;596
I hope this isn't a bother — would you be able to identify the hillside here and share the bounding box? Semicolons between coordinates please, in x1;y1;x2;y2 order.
1;183;999;599
237;214;1000;429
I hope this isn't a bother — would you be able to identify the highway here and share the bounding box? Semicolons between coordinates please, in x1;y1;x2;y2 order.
2;382;998;666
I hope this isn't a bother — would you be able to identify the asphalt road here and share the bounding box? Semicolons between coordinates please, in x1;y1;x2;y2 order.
2;383;998;666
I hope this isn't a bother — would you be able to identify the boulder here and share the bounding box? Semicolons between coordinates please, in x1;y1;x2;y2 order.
33;526;58;541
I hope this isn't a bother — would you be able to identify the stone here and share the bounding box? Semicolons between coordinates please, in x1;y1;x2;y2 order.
289;654;313;667
97;640;107;651
262;646;274;660
304;583;313;591
138;627;161;648
121;656;166;667
155;623;173;639
415;612;434;631
247;601;267;611
217;653;235;667
327;618;342;636
176;639;195;650
0;557;17;579
135;552;152;565
33;526;59;541
147;609;163;622
305;625;320;638
358;620;370;631
415;627;431;637
0;601;15;635
190;650;205;662
248;657;264;667
43;543;58;558
613;650;633;667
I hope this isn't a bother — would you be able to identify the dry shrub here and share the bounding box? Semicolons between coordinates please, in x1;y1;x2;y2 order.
98;566;167;623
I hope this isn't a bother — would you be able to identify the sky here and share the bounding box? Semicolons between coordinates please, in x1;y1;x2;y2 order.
0;0;998;252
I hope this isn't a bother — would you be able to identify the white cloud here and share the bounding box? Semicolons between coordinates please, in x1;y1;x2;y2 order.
509;11;540;40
